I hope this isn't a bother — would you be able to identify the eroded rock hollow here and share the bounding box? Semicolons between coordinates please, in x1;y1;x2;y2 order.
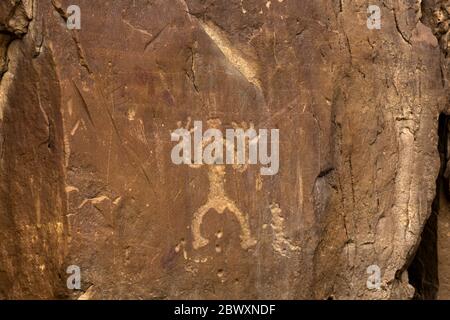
1;0;450;299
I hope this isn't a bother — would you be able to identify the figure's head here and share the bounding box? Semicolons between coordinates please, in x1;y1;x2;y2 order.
206;118;222;129
211;164;226;176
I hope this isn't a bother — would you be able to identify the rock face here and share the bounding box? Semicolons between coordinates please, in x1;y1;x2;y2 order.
0;0;450;299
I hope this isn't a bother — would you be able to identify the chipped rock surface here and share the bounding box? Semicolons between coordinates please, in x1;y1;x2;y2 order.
0;0;449;299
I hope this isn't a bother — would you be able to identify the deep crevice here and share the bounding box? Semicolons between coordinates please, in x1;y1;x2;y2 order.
408;113;449;299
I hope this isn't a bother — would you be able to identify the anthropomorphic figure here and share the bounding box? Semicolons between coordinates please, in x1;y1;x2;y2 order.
178;118;257;250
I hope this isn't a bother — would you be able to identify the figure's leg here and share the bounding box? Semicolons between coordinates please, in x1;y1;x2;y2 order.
192;203;213;249
226;202;257;249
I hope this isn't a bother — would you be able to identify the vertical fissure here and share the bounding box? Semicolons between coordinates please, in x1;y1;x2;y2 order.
408;113;450;299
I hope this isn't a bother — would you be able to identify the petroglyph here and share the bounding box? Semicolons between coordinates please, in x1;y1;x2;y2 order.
191;165;257;249
171;118;279;175
270;203;300;257
77;195;111;209
178;119;258;250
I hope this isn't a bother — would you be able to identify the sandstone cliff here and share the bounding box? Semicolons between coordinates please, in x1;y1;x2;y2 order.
1;0;450;300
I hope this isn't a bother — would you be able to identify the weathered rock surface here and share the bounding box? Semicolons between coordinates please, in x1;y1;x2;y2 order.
1;0;450;299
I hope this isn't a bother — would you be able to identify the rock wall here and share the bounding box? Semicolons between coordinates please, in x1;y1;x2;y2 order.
0;0;67;299
0;0;449;299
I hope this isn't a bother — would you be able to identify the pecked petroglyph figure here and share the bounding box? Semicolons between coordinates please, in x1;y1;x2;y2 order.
171;118;258;250
191;164;257;250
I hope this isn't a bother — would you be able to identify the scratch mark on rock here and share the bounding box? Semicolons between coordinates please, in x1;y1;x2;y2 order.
393;9;412;45
51;0;93;73
73;81;95;127
144;24;168;52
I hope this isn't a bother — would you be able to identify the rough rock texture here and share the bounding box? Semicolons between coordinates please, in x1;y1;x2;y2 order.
1;0;450;299
0;0;67;299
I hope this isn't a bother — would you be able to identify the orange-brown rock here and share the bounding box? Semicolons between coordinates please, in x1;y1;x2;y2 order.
1;0;450;300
